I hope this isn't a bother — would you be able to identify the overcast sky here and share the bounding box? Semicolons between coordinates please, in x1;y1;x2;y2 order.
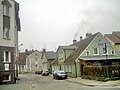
16;0;120;51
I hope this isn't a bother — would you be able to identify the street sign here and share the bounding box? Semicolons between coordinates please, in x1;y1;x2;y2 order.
98;43;104;46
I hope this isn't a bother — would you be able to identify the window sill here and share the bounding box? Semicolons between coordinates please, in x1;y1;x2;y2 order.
3;61;11;63
3;38;11;40
2;80;11;82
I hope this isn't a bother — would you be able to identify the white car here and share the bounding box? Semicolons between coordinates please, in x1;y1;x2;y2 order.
42;70;49;76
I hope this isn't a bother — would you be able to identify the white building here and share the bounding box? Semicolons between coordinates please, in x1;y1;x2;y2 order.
0;0;21;84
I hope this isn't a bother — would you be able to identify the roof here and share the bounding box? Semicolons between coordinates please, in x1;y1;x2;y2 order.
58;46;77;50
105;31;120;44
45;51;57;60
51;57;58;65
19;50;34;65
64;32;99;64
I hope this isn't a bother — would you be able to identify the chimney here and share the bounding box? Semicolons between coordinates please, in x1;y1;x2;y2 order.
86;33;92;38
42;48;46;53
25;49;28;53
73;39;77;44
80;36;82;41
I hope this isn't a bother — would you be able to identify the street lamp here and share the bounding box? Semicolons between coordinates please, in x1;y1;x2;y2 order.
98;43;111;78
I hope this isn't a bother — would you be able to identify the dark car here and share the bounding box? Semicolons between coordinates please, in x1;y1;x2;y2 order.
42;70;49;76
53;70;67;80
35;70;43;75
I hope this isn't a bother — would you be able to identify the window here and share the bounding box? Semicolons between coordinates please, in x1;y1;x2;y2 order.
94;48;98;55
2;75;11;82
3;5;9;16
111;50;115;55
4;64;9;71
4;51;11;62
3;27;10;39
102;47;106;54
86;51;90;55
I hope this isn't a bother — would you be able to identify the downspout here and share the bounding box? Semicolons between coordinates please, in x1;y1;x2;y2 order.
75;62;77;78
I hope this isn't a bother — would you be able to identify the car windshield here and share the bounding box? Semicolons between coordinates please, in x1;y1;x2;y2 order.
57;71;65;74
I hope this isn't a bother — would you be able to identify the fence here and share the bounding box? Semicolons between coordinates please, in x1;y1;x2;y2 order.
83;65;120;80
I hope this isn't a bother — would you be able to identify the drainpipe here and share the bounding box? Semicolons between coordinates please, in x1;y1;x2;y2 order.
75;62;77;78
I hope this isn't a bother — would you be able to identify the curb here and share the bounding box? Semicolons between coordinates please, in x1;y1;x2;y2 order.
66;80;96;87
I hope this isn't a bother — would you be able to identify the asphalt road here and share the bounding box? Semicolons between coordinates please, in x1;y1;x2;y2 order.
0;74;120;90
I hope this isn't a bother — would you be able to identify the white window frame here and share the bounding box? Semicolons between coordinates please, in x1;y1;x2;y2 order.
4;64;9;71
111;50;115;55
86;51;90;56
93;48;99;55
3;27;10;39
4;51;11;62
2;75;11;82
3;5;9;16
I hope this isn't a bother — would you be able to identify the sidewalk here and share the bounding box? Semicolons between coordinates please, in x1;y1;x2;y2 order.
66;77;120;87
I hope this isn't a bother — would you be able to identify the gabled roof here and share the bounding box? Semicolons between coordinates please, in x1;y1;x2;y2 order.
45;51;57;60
19;50;35;65
51;57;58;65
59;46;77;50
64;32;99;64
105;31;120;44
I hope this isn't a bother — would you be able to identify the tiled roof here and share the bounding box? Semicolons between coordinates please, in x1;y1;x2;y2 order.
64;32;99;64
105;31;120;44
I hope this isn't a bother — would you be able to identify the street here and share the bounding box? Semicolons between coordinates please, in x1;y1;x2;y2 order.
0;74;120;90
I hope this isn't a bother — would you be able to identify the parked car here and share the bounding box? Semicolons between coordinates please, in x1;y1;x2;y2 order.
35;70;43;75
42;70;49;76
53;70;67;80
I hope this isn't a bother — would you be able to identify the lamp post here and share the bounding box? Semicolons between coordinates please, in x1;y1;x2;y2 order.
98;43;110;78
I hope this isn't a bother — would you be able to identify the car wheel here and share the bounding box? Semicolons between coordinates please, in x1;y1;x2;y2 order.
56;76;59;80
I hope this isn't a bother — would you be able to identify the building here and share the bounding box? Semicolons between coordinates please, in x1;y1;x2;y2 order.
105;31;120;52
0;0;21;84
25;50;43;73
41;49;57;73
52;32;120;80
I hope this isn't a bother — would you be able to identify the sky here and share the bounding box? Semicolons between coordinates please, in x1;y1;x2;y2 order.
16;0;120;52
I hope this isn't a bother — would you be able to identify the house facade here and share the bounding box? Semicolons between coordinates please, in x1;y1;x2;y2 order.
41;49;57;73
105;31;120;52
52;32;120;80
25;50;43;73
0;0;21;84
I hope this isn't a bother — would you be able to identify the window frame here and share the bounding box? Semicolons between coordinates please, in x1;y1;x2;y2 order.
3;51;11;63
86;51;90;56
93;48;99;55
3;27;10;39
3;5;10;16
111;50;115;55
2;75;11;82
